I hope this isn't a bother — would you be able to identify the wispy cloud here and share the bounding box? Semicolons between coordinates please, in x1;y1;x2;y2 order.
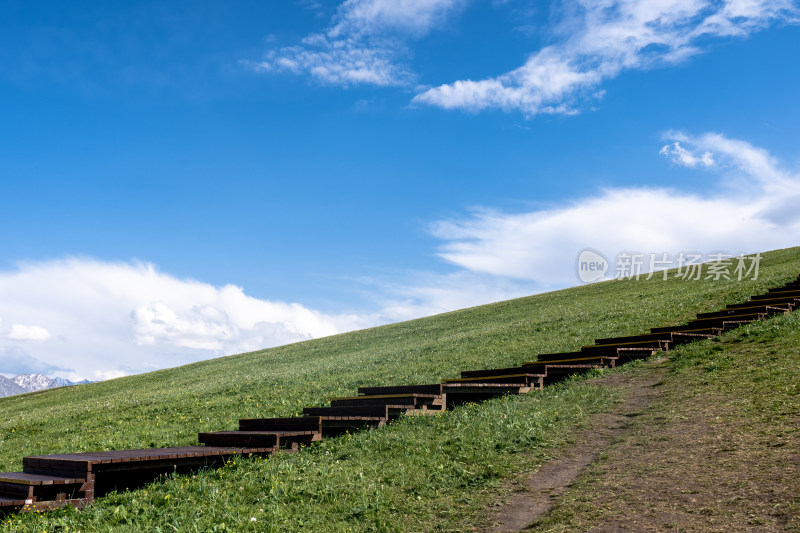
431;132;800;283
659;141;715;168
414;0;798;115
248;0;465;86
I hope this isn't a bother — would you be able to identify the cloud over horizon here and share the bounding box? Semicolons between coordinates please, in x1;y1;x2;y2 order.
431;131;800;283
0;259;380;381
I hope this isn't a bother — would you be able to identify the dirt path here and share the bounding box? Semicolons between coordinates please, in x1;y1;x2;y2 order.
482;360;669;532
481;332;800;533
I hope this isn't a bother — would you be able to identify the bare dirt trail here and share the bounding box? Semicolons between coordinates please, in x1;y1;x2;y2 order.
481;360;669;532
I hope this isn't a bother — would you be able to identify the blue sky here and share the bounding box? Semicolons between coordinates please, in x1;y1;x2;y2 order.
1;0;799;381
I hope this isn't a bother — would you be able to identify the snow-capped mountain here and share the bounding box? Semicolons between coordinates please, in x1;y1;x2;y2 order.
12;373;56;392
0;374;93;398
0;375;27;398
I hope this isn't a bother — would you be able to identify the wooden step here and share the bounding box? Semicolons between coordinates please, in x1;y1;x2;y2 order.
0;472;88;508
726;296;799;309
198;430;316;450
358;384;442;396
457;366;545;385
523;354;616;366
595;331;714;346
581;339;670;354
458;366;532;377
541;364;599;383
686;313;765;328
696;304;790;319
0;495;27;508
443;373;544;390
303;404;400;426
766;286;800;294
650;325;722;334
303;405;390;437
751;290;800;300
441;382;535;405
302;405;389;435
235;417;323;449
594;333;673;345
719;319;761;330
330;393;445;412
613;347;659;360
303;405;391;419
238;416;321;434
668;332;717;345
23;446;275;499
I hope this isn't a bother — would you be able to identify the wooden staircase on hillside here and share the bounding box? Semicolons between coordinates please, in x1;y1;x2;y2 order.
2;273;799;513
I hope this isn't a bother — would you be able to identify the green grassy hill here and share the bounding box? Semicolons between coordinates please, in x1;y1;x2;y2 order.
2;247;799;531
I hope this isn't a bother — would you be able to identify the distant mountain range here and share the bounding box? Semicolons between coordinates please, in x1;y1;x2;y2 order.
0;374;92;398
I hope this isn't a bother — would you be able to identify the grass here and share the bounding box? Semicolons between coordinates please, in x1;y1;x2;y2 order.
1;246;799;531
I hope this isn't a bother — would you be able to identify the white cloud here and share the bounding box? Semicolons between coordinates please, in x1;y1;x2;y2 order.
414;0;798;115
92;369;129;382
431;132;800;284
330;0;466;37
659;141;715;168
7;324;52;342
251;39;412;87
250;0;465;86
0;259;378;380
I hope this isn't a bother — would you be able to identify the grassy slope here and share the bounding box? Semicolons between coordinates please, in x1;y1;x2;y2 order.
1;247;799;531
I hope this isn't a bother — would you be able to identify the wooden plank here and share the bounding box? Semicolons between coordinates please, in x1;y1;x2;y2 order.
726;297;799;308
764;287;800;294
594;332;676;345
358;384;442;396
442;383;531;393
650;325;722;334
443;373;542;384
239;416;321;433
541;364;599;382
330;393;437;401
198;432;281;448
459;366;540;378
525;354;617;365
0;472;85;486
0;495;28;508
303;405;391;419
25;446;272;474
329;394;444;410
581;339;670;351
750;290;800;300
696;304;790;319
686;313;765;327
